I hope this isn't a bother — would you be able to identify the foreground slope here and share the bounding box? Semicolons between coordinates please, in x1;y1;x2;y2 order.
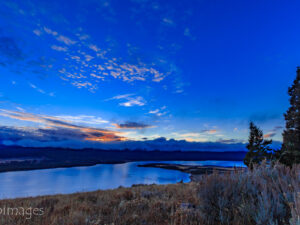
0;163;299;225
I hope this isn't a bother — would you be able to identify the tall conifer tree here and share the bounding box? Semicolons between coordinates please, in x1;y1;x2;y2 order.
244;122;272;168
281;67;300;166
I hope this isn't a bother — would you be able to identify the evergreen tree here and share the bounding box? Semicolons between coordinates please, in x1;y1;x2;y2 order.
281;67;300;166
244;122;272;168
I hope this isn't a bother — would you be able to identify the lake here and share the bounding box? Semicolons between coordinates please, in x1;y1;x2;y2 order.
0;160;245;199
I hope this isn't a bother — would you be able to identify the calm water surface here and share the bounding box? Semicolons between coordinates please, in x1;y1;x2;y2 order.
0;160;245;199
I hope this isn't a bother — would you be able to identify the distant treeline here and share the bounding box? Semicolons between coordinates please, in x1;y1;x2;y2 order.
0;145;246;172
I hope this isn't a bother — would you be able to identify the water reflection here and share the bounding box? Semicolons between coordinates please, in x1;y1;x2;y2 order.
0;160;244;199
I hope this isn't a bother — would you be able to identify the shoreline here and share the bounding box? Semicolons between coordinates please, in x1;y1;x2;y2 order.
0;161;245;200
0;163;245;200
138;163;246;181
0;159;245;173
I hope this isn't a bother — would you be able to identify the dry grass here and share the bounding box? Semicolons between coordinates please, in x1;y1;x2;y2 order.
0;162;299;225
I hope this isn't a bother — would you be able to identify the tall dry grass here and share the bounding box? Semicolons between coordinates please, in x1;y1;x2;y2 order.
0;162;298;225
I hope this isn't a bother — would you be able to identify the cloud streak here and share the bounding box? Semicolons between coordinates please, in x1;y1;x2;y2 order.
107;94;146;107
119;96;145;107
51;45;68;52
28;83;55;96
263;126;283;139
55;115;109;125
112;122;154;129
201;129;218;134
149;106;167;117
0;110;124;142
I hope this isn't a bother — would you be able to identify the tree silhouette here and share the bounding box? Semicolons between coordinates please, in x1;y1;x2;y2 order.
281;67;300;166
244;122;272;168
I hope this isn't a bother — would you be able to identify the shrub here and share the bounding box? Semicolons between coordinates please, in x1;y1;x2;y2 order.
196;162;300;225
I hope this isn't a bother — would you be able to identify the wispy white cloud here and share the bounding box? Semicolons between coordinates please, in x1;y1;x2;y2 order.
56;115;109;125
56;35;76;45
89;44;101;52
171;132;208;142
43;27;57;36
29;83;45;94
169;128;219;142
106;94;133;101
84;54;94;61
149;106;167;116
15;107;25;112
106;94;146;107
28;83;54;97
120;96;145;107
78;34;89;41
42;27;76;46
33;29;41;36
33;24;170;93
162;18;175;26
149;109;159;114
51;45;68;52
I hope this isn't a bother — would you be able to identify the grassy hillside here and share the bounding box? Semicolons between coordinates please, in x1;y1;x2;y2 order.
0;163;299;225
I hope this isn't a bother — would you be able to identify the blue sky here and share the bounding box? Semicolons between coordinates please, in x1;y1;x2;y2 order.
0;0;299;150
